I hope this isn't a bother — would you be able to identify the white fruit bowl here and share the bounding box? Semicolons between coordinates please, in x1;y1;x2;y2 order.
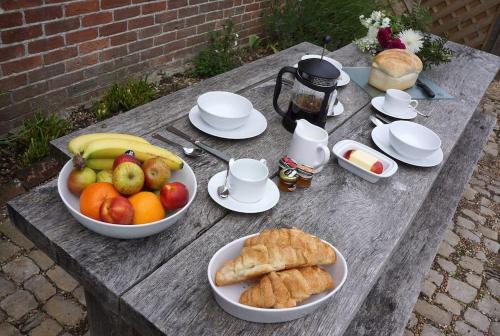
57;159;197;239
207;233;348;323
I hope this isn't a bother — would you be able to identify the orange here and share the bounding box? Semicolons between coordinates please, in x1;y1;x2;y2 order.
80;182;120;220
128;192;165;224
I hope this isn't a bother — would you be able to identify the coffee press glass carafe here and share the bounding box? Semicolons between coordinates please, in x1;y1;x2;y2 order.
272;52;340;132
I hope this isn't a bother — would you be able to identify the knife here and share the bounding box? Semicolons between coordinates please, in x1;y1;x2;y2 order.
166;126;230;162
416;79;435;98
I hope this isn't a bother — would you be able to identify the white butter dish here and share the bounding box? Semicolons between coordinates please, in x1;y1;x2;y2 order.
332;140;398;183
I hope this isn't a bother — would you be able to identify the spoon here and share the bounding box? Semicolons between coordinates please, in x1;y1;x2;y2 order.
152;134;203;158
218;158;234;199
415;109;430;118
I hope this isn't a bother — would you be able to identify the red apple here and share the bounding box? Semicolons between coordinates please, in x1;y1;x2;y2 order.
112;162;145;195
68;167;96;195
343;150;353;160
112;150;141;170
100;196;134;224
160;182;189;210
142;157;171;190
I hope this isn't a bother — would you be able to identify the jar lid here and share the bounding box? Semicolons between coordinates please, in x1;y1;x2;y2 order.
297;164;315;177
279;156;297;170
279;168;298;182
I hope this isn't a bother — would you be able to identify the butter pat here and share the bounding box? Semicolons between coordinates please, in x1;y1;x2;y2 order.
344;150;383;174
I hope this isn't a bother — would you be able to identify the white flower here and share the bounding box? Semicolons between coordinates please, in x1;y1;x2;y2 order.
354;36;379;55
371;11;382;21
381;17;391;28
398;29;423;53
367;27;378;39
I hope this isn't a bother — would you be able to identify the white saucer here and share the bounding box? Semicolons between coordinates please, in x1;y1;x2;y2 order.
328;101;344;117
371;96;417;120
293;64;349;87
189;105;267;139
337;70;350;87
371;124;443;167
208;171;280;213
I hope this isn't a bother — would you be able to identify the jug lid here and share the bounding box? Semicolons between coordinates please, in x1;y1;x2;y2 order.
297;58;340;87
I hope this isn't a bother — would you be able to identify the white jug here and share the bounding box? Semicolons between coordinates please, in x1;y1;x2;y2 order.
288;119;330;171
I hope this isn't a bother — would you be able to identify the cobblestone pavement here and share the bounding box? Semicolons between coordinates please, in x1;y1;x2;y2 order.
406;80;500;336
0;82;498;336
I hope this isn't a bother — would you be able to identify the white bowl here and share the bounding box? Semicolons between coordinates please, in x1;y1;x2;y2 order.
207;233;348;323
197;91;252;130
57;159;197;239
389;121;441;159
332;140;398;183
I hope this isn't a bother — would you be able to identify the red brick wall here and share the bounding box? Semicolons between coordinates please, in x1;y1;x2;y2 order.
0;0;267;134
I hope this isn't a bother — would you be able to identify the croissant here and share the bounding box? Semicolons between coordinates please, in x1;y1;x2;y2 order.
239;266;334;308
215;228;336;286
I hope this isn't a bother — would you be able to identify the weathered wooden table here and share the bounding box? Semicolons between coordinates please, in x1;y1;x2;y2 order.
8;42;499;336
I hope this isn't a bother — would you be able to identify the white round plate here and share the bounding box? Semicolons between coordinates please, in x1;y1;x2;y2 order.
208;233;348;323
328;101;344;117
371;124;443;167
301;54;343;69
208;171;279;213
293;64;349;87
371;96;417;120
189;105;267;139
337;70;350;87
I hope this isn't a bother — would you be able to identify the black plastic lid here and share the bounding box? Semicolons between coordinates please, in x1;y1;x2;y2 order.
297;58;340;81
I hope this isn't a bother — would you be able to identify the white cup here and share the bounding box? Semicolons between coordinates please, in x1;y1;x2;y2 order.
288;119;330;172
383;89;418;115
228;158;268;203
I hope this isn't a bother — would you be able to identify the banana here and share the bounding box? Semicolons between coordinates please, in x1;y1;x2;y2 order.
68;133;150;154
81;138;184;170
85;158;114;170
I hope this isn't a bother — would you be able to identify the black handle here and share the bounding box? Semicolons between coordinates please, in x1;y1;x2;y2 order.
273;66;297;117
417;79;435;98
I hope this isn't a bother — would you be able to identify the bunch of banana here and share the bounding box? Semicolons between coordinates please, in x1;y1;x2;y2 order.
69;133;183;171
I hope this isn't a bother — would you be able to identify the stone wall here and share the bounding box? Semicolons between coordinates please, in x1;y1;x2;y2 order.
0;0;267;134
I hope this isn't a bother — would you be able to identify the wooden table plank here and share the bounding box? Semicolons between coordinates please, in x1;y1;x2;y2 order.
345;107;496;336
51;42;324;157
119;41;499;335
7;42;370;315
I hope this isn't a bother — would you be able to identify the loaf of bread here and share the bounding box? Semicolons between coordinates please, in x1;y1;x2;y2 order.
215;228;336;286
368;49;423;91
239;266;334;308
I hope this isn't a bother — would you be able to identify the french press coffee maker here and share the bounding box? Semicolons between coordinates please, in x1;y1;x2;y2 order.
272;37;340;132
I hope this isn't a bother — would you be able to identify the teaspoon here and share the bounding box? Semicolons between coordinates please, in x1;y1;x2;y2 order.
152;134;203;158
218;158;234;199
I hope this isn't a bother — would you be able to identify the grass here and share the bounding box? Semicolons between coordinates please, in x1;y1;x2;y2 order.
0;112;69;167
263;0;379;50
91;78;157;120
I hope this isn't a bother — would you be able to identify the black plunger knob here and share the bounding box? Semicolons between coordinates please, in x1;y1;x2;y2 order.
321;35;332;58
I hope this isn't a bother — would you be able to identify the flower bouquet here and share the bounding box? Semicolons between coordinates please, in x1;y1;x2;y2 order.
354;7;453;69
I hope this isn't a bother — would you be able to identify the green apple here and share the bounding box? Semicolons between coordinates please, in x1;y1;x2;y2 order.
96;170;113;183
112;162;144;195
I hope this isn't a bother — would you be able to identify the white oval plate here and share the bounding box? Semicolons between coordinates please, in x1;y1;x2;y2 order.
371;96;417;120
208;171;279;213
332;139;398;183
208;233;348;323
371;124;443;167
189;105;267;139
